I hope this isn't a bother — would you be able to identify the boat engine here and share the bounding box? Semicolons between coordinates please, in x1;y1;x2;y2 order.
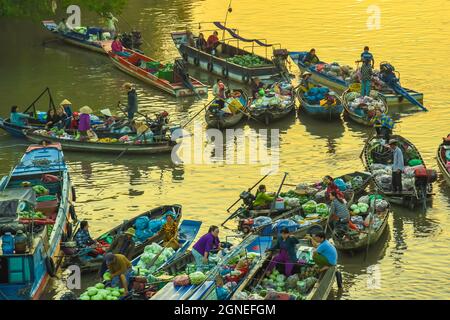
239;191;255;208
272;48;292;82
379;62;400;85
238;218;254;234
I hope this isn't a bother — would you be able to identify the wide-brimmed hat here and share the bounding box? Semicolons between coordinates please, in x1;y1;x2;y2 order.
388;139;397;145
122;82;133;90
124;227;135;237
79;106;93;114
60;99;72;106
301;71;312;78
136;123;149;135
100;108;113;117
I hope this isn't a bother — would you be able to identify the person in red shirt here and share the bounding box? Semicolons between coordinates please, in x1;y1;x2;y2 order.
323;175;345;201
206;31;219;54
69;112;79;130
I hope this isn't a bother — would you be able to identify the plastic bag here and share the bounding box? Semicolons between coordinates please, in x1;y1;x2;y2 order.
135;216;150;230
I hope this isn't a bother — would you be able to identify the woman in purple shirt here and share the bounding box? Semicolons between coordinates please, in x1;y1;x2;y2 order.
192;226;221;271
78;106;92;141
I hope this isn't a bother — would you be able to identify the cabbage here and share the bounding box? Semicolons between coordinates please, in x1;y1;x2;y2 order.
276;274;286;282
353;208;360;214
302;200;317;214
103;272;111;281
350;204;358;211
79;294;90;301
95;283;105;289
359;206;368;213
189;271;207;285
91;294;104;300
87;287;98;297
111;290;121;297
316;203;329;215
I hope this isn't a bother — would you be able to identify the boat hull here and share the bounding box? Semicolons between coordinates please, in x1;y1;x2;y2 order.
437;143;450;187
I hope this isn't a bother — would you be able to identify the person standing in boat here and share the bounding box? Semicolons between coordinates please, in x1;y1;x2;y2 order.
213;79;227;108
389;139;404;193
250;77;265;99
206;31;220;55
192;226;221;271
196;33;207;51
302;48;320;65
10;106;31;126
265;228;299;277
357;46;375;68
323;175;345;202
123;83;138;121
329;191;350;237
360;59;373;97
370;108;394;141
78;106;92;141
309;231;337;272
299;71;314;93
106;12;119;38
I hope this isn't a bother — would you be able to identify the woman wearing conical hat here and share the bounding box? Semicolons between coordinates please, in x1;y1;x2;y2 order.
78;106;92;141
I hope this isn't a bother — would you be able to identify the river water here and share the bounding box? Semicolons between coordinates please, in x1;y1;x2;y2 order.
0;0;449;300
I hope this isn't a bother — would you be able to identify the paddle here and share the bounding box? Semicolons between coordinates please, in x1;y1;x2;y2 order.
364;198;375;262
181;97;216;129
359;129;375;160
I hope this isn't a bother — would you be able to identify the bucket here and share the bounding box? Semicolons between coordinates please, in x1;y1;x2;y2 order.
274;198;285;210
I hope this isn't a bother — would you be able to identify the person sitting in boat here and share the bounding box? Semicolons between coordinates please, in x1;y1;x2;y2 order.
250;77;265;99
323;175;345;202
111;36;131;57
252;184;275;210
389;139;404;194
69;112;79;130
73;221;101;257
57;18;70;34
370;109;394;142
192;226;221;271
123;82;138;120
99;228;136;277
150;111;169;136
78;106;92;141
329;191;350;237
59;99;73;126
265;228;299;277
104;253;132;295
55;106;68;129
180;30;195;47
159;215;180;250
213;79;228;109
206;31;220;55
319;93;337;108
299;71;314;93
225;91;245;115
309;231;337;272
196;32;207;51
302;48;320;66
356;46;375;68
45;108;62;129
10;105;32;126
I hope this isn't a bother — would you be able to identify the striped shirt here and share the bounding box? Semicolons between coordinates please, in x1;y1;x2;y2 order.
330;199;350;220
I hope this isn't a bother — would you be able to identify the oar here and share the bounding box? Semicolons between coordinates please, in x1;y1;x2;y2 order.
359;129;375;160
364;193;376;262
182;97;216;129
270;172;289;210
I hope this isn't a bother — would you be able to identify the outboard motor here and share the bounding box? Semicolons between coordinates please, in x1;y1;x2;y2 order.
379;62;399;85
239;191;256;208
131;30;143;49
272;48;291;82
120;32;133;50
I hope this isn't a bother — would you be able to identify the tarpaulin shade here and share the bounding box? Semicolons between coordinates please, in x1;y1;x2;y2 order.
213;22;273;47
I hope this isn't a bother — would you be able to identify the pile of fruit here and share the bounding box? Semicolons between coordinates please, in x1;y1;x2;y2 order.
132;243;176;276
32;185;49;195
19;211;46;220
226;54;265;68
97;138;118;143
79;283;125;301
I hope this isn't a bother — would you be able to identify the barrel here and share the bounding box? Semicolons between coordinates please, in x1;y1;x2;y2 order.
14;230;28;254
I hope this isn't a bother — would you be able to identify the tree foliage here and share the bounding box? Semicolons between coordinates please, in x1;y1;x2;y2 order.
0;0;128;18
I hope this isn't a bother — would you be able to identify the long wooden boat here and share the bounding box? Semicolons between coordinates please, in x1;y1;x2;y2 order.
297;88;343;120
151;234;273;300
61;205;182;273
437;140;450;187
289;51;424;107
205;90;248;129
24;130;175;155
342;89;389;126
231;238;335;300
332;207;390;251
106;48;208;97
362;134;433;209
42;20;112;54
0;143;74;300
171;23;285;83
248;82;296;125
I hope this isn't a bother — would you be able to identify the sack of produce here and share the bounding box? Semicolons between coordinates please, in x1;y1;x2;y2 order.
297;277;317;294
135;229;154;243
402;177;415;190
334;178;347;191
189;271;207;285
370;163;387;171
233;291;248;300
148;219;163;233
286;274;299;289
284;197;301;208
358;195;370;204
135;216;150;230
314;190;326;203
173;274;190;286
302;200;317;214
253;216;272;227
373;199;389;212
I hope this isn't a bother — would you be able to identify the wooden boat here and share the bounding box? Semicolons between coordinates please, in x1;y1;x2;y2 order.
342;88;389;126
24;130;175;155
362;134;433;209
171;23;287;83
437;140;450;187
332;207;390;251
151;234;273;300
106;47;208;97
0;143;75;300
61;205;182;273
205;90;248;129
231;238;335;300
297;88;344;120
289;51;424;107
248;82;296;125
42;20;112;54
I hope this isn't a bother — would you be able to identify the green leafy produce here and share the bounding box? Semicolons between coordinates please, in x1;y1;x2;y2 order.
103;272;111;281
95;283;105;289
79;294;90;301
226;54;266;68
302;200;317;214
316;203;329;216
87;287;98;297
189;271;207;285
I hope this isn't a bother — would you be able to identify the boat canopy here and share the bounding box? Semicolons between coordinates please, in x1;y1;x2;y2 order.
213;22;273;47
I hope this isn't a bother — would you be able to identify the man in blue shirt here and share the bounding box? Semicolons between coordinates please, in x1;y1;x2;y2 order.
389;139;405;193
357;46;374;68
310;232;337;272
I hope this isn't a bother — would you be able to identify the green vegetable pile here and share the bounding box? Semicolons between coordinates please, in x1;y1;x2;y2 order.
79;283;125;300
226;54;266;68
188;271;207;285
350;203;369;214
132;243;176;276
19;211;46;220
50;127;65;136
32;185;49;195
315;203;329;216
302;200;317;214
280;191;311;204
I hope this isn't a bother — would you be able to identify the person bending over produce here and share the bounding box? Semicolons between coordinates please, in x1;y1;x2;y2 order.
266;228;299;277
105;253;132;295
100;228;136;277
250;77;265;99
329;191;350;237
302;48;320;66
323;176;344;202
252;184;275;209
10;106;32;126
192;226;221;271
309;231;337;272
299;72;314;93
370;109;394;142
